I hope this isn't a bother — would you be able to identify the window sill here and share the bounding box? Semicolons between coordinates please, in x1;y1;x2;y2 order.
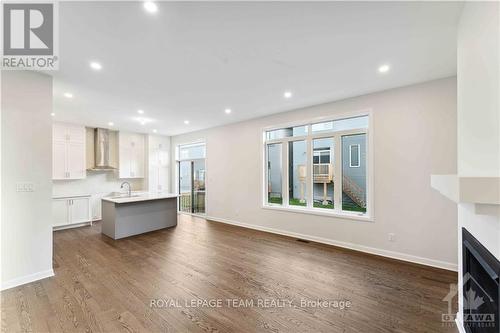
261;204;374;222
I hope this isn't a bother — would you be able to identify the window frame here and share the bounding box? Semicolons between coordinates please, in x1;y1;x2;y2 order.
264;142;284;206
262;111;373;222
349;144;361;168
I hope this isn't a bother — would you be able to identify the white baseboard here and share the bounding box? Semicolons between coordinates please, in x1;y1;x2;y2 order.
206;215;458;272
53;221;91;231
1;269;54;291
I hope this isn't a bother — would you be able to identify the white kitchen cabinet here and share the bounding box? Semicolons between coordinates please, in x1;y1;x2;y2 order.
147;135;170;193
71;197;92;223
157;166;168;192
66;124;86;143
52;123;68;142
52;141;67;179
52;195;92;230
119;132;144;178
67;142;86;179
52;199;69;226
91;192;108;221
52;122;86;180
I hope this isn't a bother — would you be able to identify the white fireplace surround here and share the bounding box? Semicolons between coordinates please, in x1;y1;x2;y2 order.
446;2;500;333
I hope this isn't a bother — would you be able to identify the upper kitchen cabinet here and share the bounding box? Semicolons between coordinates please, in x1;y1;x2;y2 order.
146;135;170;193
52;122;86;180
118;132;145;178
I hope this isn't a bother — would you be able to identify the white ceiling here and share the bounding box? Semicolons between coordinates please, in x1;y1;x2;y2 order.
51;1;463;136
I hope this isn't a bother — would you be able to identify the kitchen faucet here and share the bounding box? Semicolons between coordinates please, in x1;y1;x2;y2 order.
120;181;131;197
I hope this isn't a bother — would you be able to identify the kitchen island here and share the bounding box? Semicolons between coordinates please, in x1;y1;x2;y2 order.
101;192;178;240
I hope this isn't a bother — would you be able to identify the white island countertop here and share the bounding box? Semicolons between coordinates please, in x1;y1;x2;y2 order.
102;192;179;204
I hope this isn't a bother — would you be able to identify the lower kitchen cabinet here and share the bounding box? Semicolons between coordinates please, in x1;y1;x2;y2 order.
52;195;92;230
91;192;109;221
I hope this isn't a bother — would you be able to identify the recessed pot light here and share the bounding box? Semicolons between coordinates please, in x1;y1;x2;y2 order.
143;1;158;13
50;113;55;117
108;122;114;126
225;108;232;114
283;91;292;99
63;92;73;98
90;61;102;70
137;109;144;114
153;129;157;133
135;117;152;125
378;64;390;73
184;120;190;125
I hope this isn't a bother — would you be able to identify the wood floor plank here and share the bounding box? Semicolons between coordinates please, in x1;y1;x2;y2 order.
1;214;457;332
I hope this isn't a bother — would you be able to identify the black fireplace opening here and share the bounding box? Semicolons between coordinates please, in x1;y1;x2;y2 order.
462;228;500;333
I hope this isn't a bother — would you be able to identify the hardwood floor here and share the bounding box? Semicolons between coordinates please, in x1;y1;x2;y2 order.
2;215;457;333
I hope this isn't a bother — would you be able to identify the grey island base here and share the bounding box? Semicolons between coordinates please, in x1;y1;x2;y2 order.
101;193;178;240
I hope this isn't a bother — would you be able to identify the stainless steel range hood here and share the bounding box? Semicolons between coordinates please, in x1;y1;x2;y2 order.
89;128;116;171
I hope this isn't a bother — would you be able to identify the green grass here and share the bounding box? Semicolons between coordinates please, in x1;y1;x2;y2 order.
268;196;365;213
289;198;306;207
342;203;366;213
313;201;334;209
268;196;283;205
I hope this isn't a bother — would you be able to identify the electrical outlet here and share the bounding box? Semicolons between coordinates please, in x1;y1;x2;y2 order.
16;182;35;192
388;233;396;242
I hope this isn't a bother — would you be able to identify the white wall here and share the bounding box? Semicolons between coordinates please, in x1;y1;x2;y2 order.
456;2;500;330
171;77;458;270
457;2;500;178
1;71;54;290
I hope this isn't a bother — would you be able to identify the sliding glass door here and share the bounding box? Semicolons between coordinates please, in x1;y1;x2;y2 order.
177;143;206;214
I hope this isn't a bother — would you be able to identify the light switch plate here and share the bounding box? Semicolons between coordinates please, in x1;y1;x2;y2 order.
16;182;35;192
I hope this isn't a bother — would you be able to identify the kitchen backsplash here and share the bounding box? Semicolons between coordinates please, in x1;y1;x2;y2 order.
52;172;144;197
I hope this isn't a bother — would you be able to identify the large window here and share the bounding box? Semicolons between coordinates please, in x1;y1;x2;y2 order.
264;115;369;218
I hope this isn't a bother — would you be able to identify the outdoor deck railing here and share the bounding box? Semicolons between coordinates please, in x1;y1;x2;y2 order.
179;191;206;213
